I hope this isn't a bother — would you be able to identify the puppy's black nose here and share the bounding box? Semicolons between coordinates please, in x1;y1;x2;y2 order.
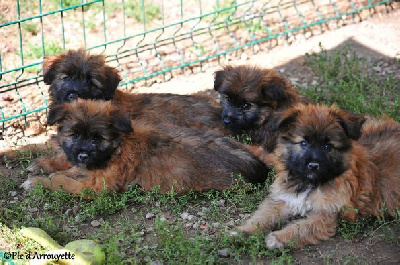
78;152;88;163
223;116;232;125
307;162;319;170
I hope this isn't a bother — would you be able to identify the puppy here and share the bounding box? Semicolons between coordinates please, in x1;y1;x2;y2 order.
43;49;226;133
21;99;269;194
1;50;225;162
237;104;400;249
214;65;304;151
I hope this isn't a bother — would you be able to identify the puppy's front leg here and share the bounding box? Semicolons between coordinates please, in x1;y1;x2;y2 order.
266;211;338;249
21;167;87;194
28;152;72;175
237;199;290;234
21;166;122;195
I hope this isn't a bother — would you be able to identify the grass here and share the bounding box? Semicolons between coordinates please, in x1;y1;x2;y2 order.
22;22;39;36
125;0;161;23
1;46;399;263
24;41;63;60
303;44;399;120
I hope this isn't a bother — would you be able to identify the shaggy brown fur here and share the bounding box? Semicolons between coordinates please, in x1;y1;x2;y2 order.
237;104;400;249
43;49;226;133
214;65;305;151
21;100;269;194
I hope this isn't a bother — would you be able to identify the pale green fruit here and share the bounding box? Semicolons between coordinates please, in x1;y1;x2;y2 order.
65;239;105;265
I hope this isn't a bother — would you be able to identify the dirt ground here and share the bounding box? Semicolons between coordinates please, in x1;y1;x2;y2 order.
1;5;400;265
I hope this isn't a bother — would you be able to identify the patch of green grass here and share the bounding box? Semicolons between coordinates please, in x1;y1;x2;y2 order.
125;0;161;23
229;133;253;145
213;0;237;22
303;44;400;120
25;41;63;60
22;22;39;36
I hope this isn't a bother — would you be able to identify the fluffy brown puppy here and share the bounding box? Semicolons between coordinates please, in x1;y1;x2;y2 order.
237;104;400;249
43;49;226;133
214;65;304;151
21;100;269;194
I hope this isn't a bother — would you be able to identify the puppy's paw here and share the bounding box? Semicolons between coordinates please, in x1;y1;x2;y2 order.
265;232;284;249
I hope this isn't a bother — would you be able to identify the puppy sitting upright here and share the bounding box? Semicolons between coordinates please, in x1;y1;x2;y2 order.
237;104;400;249
22;99;268;194
43;49;225;133
214;65;303;151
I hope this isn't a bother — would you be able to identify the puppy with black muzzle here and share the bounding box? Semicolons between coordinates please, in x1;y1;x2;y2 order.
21;99;269;194
43;49;226;133
214;65;305;151
237;104;400;249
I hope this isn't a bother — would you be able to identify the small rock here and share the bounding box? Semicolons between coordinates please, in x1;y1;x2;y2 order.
181;212;189;220
91;220;101;227
201;207;208;213
192;222;200;229
212;222;220;228
159;217;167;222
217;199;225;207
72;205;80;215
227;220;235;227
65;209;73;217
311;80;318;86
373;66;382;72
279;68;285;73
146;213;155;219
197;211;205;217
28;207;38;213
218;248;230;258
74;215;81;223
185;222;193;228
229;231;239;237
8;191;17;197
187;215;195;221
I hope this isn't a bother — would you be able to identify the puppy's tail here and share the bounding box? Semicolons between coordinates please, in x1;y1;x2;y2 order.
218;138;271;185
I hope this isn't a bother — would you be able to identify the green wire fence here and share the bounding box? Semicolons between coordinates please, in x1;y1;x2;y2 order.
0;0;397;129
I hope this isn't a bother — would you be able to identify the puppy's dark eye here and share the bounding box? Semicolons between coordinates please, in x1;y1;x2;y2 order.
242;102;251;110
67;93;78;101
225;95;231;102
300;140;308;147
324;143;332;151
63;76;71;82
72;133;79;140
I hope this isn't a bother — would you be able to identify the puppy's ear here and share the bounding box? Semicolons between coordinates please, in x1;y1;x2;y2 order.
334;109;366;140
272;108;300;132
43;55;65;84
47;104;67;125
112;113;132;134
213;70;225;92
103;66;121;100
260;76;290;105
